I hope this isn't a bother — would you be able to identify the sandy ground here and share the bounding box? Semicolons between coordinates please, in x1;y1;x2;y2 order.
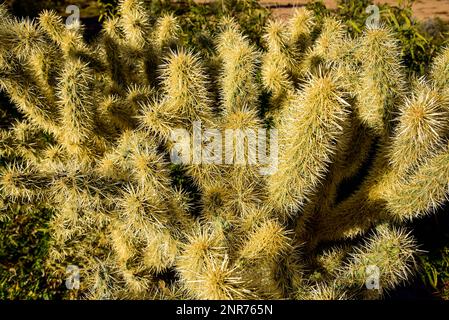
258;0;449;21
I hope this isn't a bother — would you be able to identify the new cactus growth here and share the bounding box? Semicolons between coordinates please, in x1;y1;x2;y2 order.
0;1;448;300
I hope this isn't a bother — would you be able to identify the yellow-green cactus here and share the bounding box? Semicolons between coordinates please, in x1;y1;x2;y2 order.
0;1;448;300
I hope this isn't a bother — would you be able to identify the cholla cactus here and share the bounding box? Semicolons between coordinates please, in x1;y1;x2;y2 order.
0;1;448;300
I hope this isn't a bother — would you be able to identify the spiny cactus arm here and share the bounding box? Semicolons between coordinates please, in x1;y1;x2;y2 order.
0;61;60;135
114;84;154;131
97;95;135;133
387;81;449;174
186;108;266;214
355;26;406;136
142;227;179;273
0;19;60;101
261;53;295;101
300;17;346;75
224;172;267;219
312;149;403;243
139;97;187;141
238;219;292;263
288;8;315;53
264;20;299;75
118;0;150;51
166;187;195;232
185;160;225;193
217;21;261;114
117;271;153;299
159;49;214;125
49;200;88;246
304;158;390;247
0;3;11;21
0;121;51;163
101;15;153;89
176;224;232;298
126;84;154;111
295;168;344;242
110;200;181;280
115;183;171;231
295;112;374;241
261;20;296;98
430;46;449;90
200;180;238;224
315;245;352;279
80;257;124;299
129;143;172;192
0;129;16;158
335;224;418;298
56;58;98;151
266;72;350;219
38;10;81;50
327;37;360;94
262;11;313;114
27;45;61;99
118;0;158;86
216;16;243;52
296;282;349;300
0;18;46;62
270;245;304;298
236;249;294;299
311;136;448;246
313;82;448;236
332;116;375;181
158;283;193;300
153;13;181;54
35;145;70;173
193;254;255;300
309;78;448;244
220;108;262;166
101;17;130;91
110;250;157;299
46;162;123;225
316;18;346;58
98;86;149;134
38;10;105;72
106;130;173;194
0;162;51;202
384;143;449;221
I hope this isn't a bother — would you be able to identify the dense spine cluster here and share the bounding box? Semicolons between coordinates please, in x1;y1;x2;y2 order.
0;1;448;300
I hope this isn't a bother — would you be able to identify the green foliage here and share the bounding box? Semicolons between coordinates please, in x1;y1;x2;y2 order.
0;205;67;299
419;247;449;299
381;3;447;76
97;0;269;56
307;0;449;76
141;0;269;57
97;0;119;21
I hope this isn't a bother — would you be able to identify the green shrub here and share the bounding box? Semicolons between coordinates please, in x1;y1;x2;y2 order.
419;247;449;299
0;205;66;299
307;0;449;76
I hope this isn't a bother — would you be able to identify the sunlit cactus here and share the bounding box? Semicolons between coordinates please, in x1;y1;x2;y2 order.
355;25;407;137
267;70;350;219
0;1;448;301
